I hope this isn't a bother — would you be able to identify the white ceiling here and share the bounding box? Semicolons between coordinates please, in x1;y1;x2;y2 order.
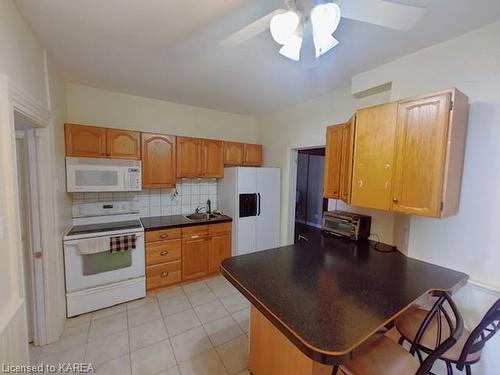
14;0;500;115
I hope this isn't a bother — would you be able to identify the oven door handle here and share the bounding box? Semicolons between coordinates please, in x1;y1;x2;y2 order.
64;233;144;246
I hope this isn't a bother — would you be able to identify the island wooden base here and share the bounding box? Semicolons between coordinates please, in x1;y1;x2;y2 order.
249;306;333;375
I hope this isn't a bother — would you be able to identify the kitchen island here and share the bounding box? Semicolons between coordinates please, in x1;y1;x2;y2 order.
221;232;468;374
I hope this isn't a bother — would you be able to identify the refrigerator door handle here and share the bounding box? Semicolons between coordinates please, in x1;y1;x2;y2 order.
257;193;261;216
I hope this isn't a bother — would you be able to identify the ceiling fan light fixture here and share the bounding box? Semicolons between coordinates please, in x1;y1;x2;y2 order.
314;34;339;58
311;2;341;58
270;11;300;45
311;3;341;36
279;34;303;61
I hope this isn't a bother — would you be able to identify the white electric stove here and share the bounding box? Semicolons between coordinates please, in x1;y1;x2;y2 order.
63;201;145;317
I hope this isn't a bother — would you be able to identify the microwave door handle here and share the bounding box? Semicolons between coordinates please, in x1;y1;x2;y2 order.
124;171;130;191
257;193;261;216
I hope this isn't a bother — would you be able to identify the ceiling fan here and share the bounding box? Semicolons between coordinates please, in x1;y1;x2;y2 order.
221;0;427;63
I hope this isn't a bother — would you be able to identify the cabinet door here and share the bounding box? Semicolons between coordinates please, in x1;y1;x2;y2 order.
351;102;398;211
65;124;107;157
141;133;176;188
177;136;202;177
208;232;231;273
323;125;344;199
182;235;209;281
106;129;141;159
224;142;244;166
392;93;452;217
243;144;263;166
202;139;224;178
340;118;355;204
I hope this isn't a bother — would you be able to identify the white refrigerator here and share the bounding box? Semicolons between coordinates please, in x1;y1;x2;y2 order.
218;167;281;256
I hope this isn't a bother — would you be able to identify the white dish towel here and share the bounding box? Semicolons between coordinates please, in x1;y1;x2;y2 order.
78;237;110;255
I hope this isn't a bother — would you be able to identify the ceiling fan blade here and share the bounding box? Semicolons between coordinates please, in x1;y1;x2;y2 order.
339;0;426;31
220;9;286;47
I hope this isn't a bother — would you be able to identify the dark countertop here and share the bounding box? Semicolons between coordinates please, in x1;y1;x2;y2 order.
221;231;468;365
140;214;232;231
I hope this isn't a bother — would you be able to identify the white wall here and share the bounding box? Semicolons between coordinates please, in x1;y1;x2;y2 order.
0;0;70;364
66;83;258;142
43;55;71;343
258;87;395;245
0;0;46;365
0;0;47;106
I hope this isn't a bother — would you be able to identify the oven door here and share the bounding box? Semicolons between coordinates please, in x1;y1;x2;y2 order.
64;232;145;292
66;164;127;192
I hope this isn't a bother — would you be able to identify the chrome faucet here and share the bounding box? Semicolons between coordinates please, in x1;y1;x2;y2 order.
195;205;206;214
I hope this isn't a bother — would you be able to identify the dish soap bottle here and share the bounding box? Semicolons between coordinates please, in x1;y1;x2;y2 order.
207;199;211;214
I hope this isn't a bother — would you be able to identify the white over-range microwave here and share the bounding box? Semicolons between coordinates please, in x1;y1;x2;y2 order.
66;157;142;192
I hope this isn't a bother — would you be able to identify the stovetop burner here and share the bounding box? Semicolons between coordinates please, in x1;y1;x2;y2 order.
67;220;142;237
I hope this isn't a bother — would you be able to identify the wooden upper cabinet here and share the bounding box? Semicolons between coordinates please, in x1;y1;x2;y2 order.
243;144;263;166
202;139;224;178
340;117;355;204
141;133;176;188
392;90;468;218
351;102;398;211
106;129;141;159
224;142;244;166
323;125;344;199
65;124;107;158
177;136;202;178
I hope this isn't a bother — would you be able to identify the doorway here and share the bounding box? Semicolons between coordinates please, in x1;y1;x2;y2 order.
14;112;46;344
294;148;328;243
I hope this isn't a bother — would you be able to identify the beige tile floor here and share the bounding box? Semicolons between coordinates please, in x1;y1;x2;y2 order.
28;274;465;375
30;275;251;375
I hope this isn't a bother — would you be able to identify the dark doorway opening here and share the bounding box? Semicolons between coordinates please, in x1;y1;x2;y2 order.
294;148;328;243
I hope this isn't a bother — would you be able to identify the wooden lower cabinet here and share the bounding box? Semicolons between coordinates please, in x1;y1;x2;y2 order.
208;223;232;273
145;229;182;291
249;307;332;375
146;222;232;289
182;225;209;281
145;228;181;243
146;239;182;266
146;261;182;290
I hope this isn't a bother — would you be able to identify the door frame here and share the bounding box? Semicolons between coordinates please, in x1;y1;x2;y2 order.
8;78;52;346
15;127;46;343
286;144;326;245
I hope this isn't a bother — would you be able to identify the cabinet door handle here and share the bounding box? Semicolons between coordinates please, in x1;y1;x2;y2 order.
160;251;169;256
160;271;169;278
393;198;399;203
191;235;199;239
160;234;168;239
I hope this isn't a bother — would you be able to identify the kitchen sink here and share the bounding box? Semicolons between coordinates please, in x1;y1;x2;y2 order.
184;213;219;221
